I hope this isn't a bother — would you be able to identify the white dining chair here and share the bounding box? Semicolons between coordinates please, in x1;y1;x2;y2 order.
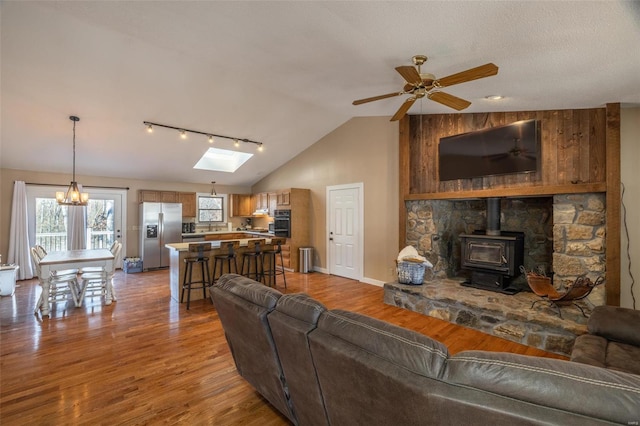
34;245;80;277
31;247;81;312
77;242;121;306
80;241;119;273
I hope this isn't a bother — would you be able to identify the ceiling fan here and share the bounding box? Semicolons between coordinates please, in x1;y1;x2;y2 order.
352;55;499;121
484;137;536;162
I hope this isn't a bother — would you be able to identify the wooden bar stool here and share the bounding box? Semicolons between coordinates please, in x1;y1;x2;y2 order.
241;239;265;282
261;238;287;289
182;242;212;310
212;240;240;284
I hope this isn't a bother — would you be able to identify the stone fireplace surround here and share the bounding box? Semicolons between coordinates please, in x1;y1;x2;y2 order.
384;193;607;355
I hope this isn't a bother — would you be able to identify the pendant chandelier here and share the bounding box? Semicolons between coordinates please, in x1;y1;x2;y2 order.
56;115;89;205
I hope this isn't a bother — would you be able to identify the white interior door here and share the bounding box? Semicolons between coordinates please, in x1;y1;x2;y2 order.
327;183;363;280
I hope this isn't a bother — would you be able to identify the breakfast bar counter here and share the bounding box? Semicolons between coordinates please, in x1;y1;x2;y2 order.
165;239;272;303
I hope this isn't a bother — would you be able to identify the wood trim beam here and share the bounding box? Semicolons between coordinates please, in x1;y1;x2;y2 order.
404;183;607;201
605;103;621;305
398;116;410;251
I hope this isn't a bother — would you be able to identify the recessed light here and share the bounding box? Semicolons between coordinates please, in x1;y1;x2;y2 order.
485;95;504;101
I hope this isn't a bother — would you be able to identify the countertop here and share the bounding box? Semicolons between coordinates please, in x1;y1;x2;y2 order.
181;230;272;238
166;238;273;252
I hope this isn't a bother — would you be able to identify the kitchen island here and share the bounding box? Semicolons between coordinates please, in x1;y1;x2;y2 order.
165;238;273;304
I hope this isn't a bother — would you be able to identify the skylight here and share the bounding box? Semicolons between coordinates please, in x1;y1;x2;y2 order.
193;147;253;173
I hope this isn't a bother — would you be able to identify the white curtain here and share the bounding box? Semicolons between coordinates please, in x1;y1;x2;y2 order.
8;181;34;280
67;205;87;250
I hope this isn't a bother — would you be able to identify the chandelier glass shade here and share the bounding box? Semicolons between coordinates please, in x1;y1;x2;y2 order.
56;116;89;206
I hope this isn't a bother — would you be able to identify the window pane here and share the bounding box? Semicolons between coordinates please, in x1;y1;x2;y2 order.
87;199;115;249
35;198;67;252
198;196;224;223
198;197;222;209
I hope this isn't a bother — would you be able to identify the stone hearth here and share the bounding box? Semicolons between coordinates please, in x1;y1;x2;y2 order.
384;279;589;356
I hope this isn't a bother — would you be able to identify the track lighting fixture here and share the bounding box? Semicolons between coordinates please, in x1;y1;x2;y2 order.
143;121;264;150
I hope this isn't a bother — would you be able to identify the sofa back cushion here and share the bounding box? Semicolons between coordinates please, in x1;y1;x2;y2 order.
210;274;294;422
588;305;640;347
309;310;460;425
268;294;329;426
446;350;640;424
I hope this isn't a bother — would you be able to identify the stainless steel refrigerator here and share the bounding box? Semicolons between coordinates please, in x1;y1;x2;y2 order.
140;202;182;270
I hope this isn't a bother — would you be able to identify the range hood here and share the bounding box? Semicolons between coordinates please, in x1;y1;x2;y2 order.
252;209;269;216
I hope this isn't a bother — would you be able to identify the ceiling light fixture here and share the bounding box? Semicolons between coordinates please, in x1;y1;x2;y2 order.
143;121;264;150
210;181;217;196
485;95;504;101
257;143;264;152
56;116;89;206
146;123;153;133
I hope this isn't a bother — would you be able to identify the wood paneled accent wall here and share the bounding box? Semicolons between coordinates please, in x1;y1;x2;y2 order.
399;104;621;305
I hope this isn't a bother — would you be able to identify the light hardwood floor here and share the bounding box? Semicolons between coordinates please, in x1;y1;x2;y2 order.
0;270;566;424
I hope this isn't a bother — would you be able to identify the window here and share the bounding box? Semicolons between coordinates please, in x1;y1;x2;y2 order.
27;185;126;264
198;196;224;223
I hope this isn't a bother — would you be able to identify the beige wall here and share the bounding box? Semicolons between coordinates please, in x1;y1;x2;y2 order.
252;116;400;285
3;111;636;297
620;107;640;309
0;168;250;260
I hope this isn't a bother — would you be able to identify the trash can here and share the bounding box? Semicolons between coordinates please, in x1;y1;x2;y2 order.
299;247;313;273
0;265;19;297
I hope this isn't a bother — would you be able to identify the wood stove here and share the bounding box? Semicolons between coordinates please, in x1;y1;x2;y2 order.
460;198;524;294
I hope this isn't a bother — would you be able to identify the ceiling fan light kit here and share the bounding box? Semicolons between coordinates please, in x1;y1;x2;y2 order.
353;54;499;121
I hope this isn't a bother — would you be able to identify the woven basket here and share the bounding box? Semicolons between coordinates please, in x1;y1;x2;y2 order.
397;261;426;285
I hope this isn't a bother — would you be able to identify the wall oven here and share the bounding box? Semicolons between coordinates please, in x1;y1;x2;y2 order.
273;209;291;238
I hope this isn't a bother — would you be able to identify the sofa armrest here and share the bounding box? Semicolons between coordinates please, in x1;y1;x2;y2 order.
588;306;640;347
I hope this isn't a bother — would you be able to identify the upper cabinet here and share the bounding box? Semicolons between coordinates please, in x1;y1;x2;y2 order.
139;190;195;217
178;192;197;217
230;194;252;217
276;189;291;207
139;190;178;203
253;192;269;212
268;192;278;216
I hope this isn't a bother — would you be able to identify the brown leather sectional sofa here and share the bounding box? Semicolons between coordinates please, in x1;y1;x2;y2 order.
210;274;640;425
571;305;640;376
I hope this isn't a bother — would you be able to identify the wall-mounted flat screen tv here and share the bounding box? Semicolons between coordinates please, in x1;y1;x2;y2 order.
438;119;541;181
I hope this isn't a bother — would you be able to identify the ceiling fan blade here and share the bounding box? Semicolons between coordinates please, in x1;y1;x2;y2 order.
395;65;422;85
390;97;416;121
428;91;472;111
435;63;499;88
352;92;402;105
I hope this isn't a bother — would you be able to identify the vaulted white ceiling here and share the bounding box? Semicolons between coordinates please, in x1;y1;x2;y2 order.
2;1;639;186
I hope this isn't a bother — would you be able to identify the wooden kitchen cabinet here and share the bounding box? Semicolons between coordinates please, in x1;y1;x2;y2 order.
268;192;278;216
277;240;291;269
276;189;291;207
139;190;178;203
230;194;252;217
178;192;197;217
253;192;269;212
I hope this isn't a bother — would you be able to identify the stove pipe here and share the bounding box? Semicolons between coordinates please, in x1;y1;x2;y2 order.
486;197;501;236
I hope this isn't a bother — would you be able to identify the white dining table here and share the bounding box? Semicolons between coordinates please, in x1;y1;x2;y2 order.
37;249;114;316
